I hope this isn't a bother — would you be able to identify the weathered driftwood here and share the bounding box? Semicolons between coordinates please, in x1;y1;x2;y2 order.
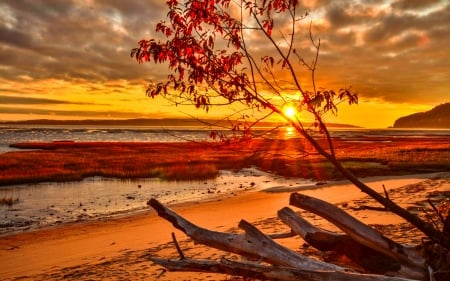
290;193;426;280
147;196;432;280
150;257;419;281
147;198;344;271
278;207;401;274
311;142;450;250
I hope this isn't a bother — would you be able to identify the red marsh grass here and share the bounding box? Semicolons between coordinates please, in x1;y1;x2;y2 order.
0;197;19;206
1;137;450;186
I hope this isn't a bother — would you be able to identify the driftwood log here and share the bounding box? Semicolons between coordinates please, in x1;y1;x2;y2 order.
147;193;447;281
148;198;344;271
278;207;401;274
289;193;426;280
148;186;450;281
149;257;418;281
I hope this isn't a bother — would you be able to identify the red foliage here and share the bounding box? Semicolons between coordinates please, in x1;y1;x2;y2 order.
131;0;358;138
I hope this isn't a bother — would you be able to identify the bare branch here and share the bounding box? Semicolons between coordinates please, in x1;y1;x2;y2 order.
149;257;420;281
171;232;185;260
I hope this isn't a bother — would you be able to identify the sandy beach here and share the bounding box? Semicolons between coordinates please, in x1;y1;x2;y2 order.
1;172;449;280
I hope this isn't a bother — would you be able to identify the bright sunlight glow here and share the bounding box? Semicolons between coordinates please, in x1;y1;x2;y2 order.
282;104;297;119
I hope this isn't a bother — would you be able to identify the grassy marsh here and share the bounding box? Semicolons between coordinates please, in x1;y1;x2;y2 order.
1;137;449;186
0;197;19;206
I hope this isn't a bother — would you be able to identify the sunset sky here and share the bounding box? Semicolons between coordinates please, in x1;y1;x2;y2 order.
0;0;449;128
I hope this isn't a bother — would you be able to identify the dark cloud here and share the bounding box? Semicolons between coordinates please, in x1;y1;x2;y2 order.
0;25;33;48
0;0;167;82
325;2;379;29
0;0;449;108
362;13;418;45
391;0;441;10
310;1;450;104
0;106;159;119
0;95;102;105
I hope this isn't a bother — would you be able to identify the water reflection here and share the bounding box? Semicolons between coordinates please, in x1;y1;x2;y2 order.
0;168;315;235
285;127;296;137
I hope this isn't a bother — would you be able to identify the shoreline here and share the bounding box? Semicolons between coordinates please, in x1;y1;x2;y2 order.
0;170;441;237
1;172;448;280
0;168;316;235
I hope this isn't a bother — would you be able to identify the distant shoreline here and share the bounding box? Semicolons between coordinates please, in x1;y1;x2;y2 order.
0;117;361;129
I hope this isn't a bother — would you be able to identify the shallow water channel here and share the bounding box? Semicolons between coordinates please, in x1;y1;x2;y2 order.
0;168;315;235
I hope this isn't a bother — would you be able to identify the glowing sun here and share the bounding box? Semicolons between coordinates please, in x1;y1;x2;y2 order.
283;104;297;119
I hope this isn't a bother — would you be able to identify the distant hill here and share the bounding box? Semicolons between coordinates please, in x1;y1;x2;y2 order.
393;103;450;129
1;118;360;129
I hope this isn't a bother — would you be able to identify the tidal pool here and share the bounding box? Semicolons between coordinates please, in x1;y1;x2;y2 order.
0;168;316;235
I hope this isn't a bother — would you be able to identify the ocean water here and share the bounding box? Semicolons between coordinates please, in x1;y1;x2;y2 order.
1;124;449;153
0;125;214;153
0;125;449;235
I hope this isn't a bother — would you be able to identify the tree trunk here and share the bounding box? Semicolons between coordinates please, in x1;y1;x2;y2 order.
289;193;426;280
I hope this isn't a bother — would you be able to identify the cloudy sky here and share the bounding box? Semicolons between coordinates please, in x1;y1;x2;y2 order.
0;0;449;128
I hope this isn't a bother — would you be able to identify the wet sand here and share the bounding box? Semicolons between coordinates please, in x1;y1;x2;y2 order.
1;172;449;280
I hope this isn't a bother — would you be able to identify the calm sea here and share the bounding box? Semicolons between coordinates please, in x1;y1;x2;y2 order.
0;125;449;235
0;125;214;153
1;124;449;153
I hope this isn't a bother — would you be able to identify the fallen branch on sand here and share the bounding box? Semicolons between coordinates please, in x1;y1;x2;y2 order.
147;192;450;281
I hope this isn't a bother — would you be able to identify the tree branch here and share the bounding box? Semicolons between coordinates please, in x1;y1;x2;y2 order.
149;257;419;281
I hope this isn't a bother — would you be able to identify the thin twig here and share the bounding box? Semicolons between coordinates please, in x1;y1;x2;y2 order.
428;199;445;224
423;208;441;233
156;268;167;279
382;184;390;201
268;230;296;239
172;232;185;260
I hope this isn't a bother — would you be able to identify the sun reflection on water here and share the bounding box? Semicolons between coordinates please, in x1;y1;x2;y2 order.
285;126;296;137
